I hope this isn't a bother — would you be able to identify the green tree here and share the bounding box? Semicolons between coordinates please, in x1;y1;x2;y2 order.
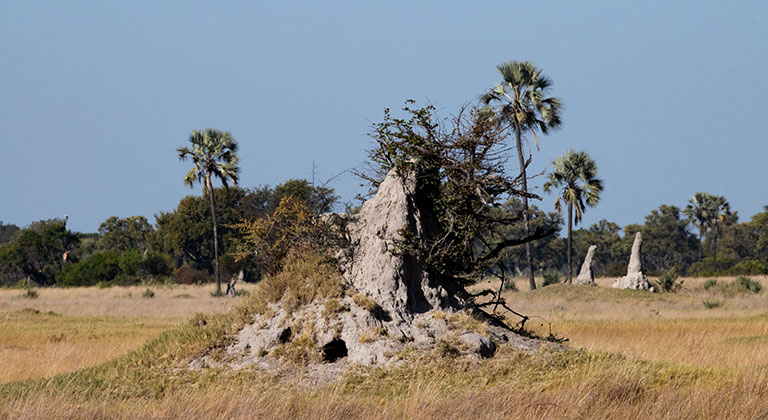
684;192;733;269
364;101;555;302
97;216;153;253
0;222;20;244
622;205;697;274
270;179;339;215
177;129;240;295
572;219;623;276
544;150;603;283
481;61;562;290
752;206;768;263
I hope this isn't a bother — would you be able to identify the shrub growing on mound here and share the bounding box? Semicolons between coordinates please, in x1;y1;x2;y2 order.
257;249;344;312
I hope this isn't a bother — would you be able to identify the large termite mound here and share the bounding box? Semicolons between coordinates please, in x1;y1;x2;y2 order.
192;169;540;371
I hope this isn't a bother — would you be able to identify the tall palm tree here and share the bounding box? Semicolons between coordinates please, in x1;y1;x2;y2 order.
543;150;603;284
683;192;711;267
178;129;240;295
684;192;731;268
481;61;562;290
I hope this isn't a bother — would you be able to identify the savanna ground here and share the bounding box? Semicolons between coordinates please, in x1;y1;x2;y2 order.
1;276;767;419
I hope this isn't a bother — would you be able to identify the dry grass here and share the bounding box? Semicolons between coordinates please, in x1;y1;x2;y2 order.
0;284;255;384
3;275;768;418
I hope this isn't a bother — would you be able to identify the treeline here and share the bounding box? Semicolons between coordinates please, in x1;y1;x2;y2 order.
0;179;337;287
500;199;768;277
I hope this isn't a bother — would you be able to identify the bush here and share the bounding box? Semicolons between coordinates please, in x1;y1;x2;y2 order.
703;300;721;309
172;266;211;285
542;269;560;287
21;289;38;299
141;251;172;276
502;280;517;291
702;277;761;296
736;276;761;294
57;251;119;287
728;259;768;276
118;249;143;276
142;288;155;298
658;268;683;292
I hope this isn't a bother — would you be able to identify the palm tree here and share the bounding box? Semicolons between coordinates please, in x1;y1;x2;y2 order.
543;150;603;284
178;129;240;295
683;192;711;267
481;61;562;290
684;192;731;268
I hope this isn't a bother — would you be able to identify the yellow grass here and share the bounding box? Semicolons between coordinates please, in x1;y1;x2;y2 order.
0;284;255;384
3;277;768;419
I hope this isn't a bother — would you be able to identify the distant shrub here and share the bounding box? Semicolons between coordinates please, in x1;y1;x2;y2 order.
57;251;119;287
142;288;155;298
502;280;517;291
172;266;211;285
118;249;143;276
542;270;560;287
702;300;722;309
736;276;761;294
141;251;172;276
21;289;38;299
703;277;761;296
658;268;683;292
728;259;768;276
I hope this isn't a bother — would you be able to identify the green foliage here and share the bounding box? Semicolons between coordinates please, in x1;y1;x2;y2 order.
658;267;683;292
702;300;721;309
230;196;341;278
97;216;153;253
502;280;517;291
58;251;120;287
142;288;155;298
703;277;761;296
728;259;767;275
0;222;20;244
363;101;556;291
0;219;79;286
270;179;339;215
488;200;564;275
542;269;560;287
736;276;761;294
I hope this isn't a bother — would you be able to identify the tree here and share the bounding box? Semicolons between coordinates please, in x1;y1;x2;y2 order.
177;129;240;295
684;192;733;269
572;219;622;276
97;216;153;253
481;61;562;290
0;222;20;244
362;101;555;306
543;150;603;283
622;205;697;274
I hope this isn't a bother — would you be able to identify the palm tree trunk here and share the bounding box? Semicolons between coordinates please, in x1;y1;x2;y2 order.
206;174;221;295
568;203;573;284
515;127;536;290
713;219;719;268
697;227;702;268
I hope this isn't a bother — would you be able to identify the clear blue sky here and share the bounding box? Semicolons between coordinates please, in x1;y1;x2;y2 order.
1;1;766;233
